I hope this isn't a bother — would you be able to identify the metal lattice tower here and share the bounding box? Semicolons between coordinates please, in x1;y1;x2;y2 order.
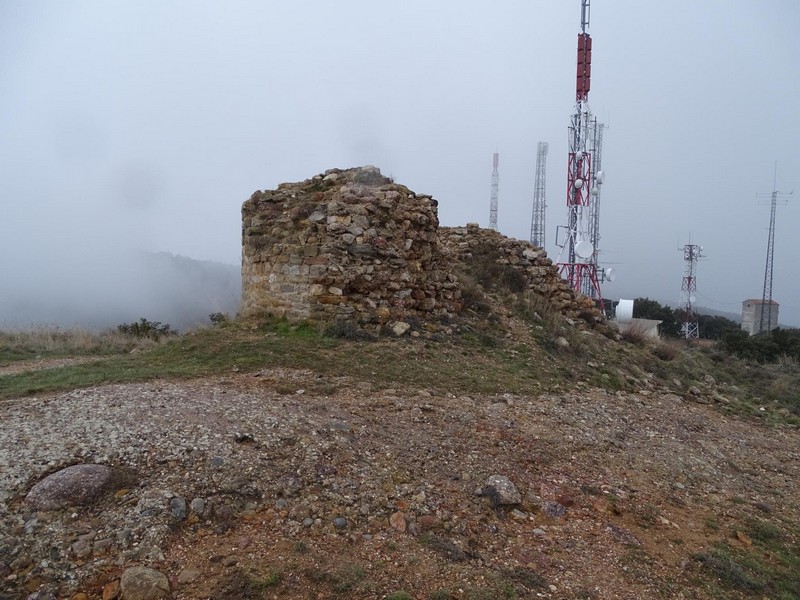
530;142;548;248
556;0;604;302
489;152;499;231
679;243;703;339
758;164;791;333
583;119;605;297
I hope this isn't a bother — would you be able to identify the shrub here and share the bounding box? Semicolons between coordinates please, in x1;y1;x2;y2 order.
116;318;177;340
209;312;231;325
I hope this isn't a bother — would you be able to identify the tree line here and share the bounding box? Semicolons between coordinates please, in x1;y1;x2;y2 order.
629;297;799;363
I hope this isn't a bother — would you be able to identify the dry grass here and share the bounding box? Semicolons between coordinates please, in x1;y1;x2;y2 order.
651;338;682;361
618;323;650;347
0;326;157;363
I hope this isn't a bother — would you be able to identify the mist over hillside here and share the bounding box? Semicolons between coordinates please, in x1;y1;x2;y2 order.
0;252;240;331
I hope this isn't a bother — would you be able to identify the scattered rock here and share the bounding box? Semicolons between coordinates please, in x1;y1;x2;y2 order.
177;568;200;585
389;321;411;337
389;511;407;532
189;498;205;515
170;496;187;520
735;530;753;546
332;517;348;530
26;464;113;511
542;500;566;518
102;580;120;600
119;566;170;600
604;522;641;546
482;475;521;506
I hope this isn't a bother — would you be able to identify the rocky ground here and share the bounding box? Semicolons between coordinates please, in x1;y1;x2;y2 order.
1;363;798;599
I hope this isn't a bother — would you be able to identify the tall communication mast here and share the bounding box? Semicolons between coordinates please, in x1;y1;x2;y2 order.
758;164;791;333
489;152;500;231
530;142;548;248
679;242;703;339
556;0;605;302
583;119;605;297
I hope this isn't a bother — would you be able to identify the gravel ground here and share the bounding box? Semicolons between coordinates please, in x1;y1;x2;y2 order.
1;367;798;599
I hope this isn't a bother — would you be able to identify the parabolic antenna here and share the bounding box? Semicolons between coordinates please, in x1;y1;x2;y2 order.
596;170;605;184
605;267;617;282
616;299;634;323
575;240;594;259
689;295;697;304
574;178;584;189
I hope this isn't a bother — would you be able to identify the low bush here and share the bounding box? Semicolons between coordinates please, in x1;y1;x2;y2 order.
116;318;177;340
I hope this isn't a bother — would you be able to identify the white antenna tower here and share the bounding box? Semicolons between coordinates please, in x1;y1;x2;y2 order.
489;152;499;231
530;142;548;248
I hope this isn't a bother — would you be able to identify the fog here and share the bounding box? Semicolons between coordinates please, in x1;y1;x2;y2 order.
2;1;798;328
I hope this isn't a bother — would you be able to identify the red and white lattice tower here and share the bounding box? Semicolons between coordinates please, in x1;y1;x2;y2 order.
556;0;604;302
489;152;499;231
679;243;704;339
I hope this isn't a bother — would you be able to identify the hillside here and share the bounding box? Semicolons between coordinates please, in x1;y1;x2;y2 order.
0;299;798;600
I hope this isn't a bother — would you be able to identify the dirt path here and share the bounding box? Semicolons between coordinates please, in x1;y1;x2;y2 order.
0;356;106;377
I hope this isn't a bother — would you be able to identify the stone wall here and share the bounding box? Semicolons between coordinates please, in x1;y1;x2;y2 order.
439;224;599;321
241;166;602;331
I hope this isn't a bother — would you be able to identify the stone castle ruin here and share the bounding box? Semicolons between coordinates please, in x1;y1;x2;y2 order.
241;166;600;332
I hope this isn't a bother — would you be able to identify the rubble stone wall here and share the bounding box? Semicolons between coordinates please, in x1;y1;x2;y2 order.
241;166;600;330
439;224;598;319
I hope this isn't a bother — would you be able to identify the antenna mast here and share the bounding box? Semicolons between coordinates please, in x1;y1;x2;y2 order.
489;152;499;231
679;242;704;339
530;142;548;248
759;163;792;333
584;118;605;297
556;0;606;303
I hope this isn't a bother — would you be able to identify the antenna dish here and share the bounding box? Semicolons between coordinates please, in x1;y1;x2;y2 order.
596;170;605;184
616;299;634;323
574;179;584;189
689;295;696;304
575;151;583;161
575;240;594;259
605;267;616;282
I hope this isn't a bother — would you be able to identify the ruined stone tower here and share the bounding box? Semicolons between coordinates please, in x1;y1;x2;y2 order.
241;166;461;328
241;166;601;332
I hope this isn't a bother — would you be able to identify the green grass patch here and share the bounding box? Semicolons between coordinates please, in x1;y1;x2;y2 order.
693;523;800;600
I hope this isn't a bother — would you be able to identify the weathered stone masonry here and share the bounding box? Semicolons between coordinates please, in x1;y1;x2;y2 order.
241;166;600;330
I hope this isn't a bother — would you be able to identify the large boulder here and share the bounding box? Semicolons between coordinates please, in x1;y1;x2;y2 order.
120;566;171;600
26;464;113;510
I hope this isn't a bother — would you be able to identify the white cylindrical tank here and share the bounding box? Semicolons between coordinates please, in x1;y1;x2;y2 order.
616;299;634;323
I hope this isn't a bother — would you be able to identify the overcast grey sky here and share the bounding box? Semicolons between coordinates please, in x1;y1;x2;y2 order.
2;1;799;327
